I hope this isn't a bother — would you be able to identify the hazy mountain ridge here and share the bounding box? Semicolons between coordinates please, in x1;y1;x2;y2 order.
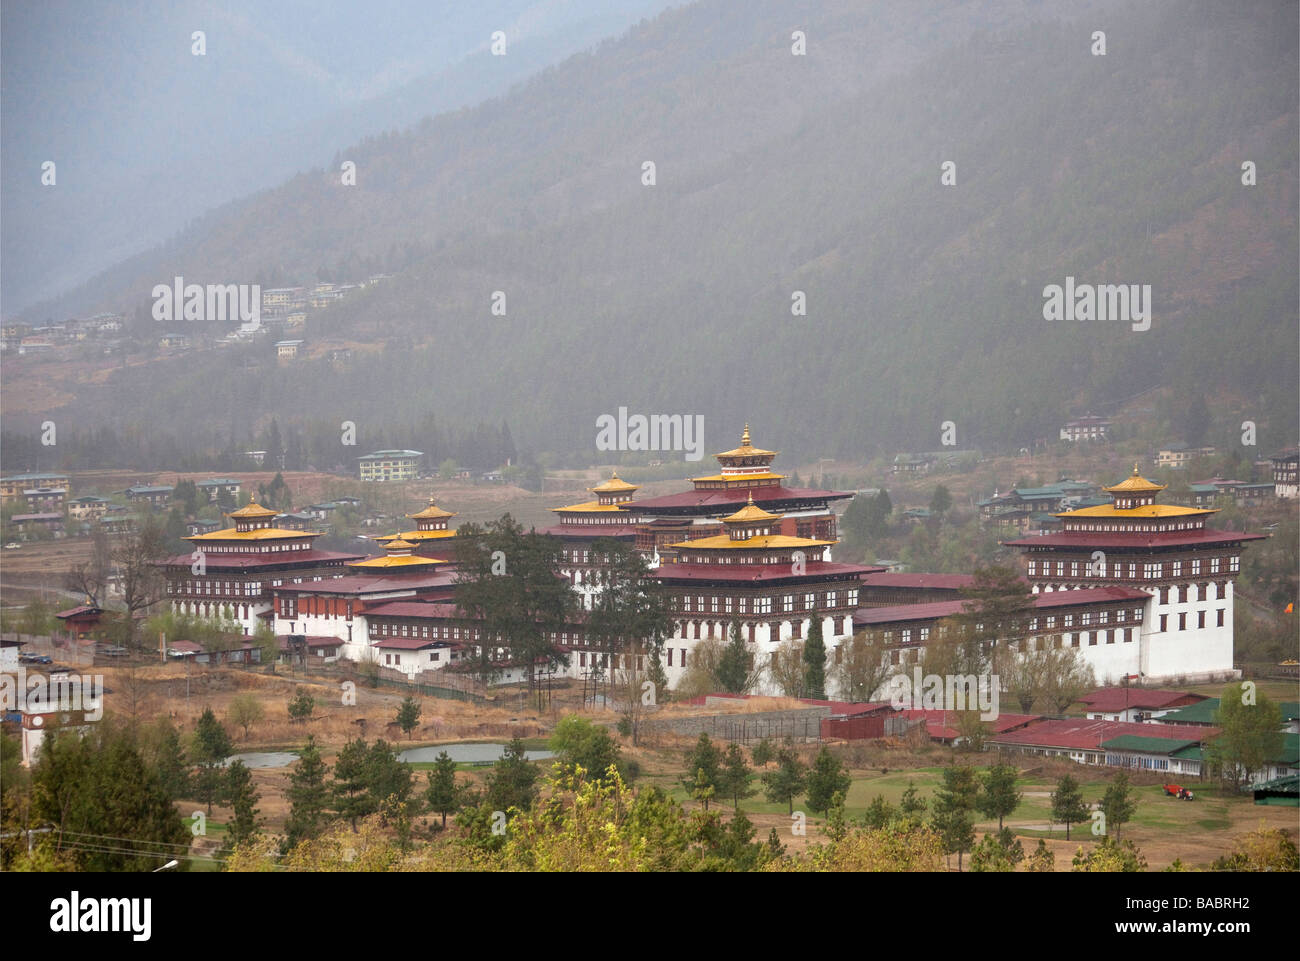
7;0;1296;465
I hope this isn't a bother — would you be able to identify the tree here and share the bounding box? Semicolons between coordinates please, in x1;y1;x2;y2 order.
424;751;464;828
836;628;893;703
1037;646;1096;714
977;764;1021;832
716;618;753;694
954;564;1035;677
762;748;807;815
141;718;189;800
769;639;805;697
1099;772;1137;840
366;740;414;823
751;738;774;767
486;737;539;815
1071;837;1147;872
1027;838;1055;872
802;617;827;701
681;733;722;802
28;722;189;872
287;687;315;723
929;484;953;517
717;743;756;810
931;765;978;870
112;518;168;647
224;760;261;850
805;746;852;814
454;517;577;708
1205;684;1284;792
332;738;376;831
191;707;233;814
395;696;421;740
283;736;330;851
550;714;625;783
900;781;927;818
64;528;112;606
1211;826;1299;872
227;693;264;741
586;537;672;735
1050;774;1089;841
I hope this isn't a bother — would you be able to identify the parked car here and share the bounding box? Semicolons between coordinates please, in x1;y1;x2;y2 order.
19;653;52;665
3;542;20;550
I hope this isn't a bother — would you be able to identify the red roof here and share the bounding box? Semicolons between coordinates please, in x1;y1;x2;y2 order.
859;572;975;589
991;717;1219;750
901;709;1042;741
363;601;463;619
1077;688;1206;712
853;585;1150;627
157;549;365;570
629;485;851;512
54;605;103;619
1004;530;1267;549
274;572;457;595
654;561;874;584
277;635;343;651
372;636;451;650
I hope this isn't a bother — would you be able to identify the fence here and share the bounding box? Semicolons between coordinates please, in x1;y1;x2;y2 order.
644;706;830;743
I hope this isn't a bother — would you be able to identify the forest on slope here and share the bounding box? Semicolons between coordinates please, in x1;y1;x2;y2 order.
7;0;1296;468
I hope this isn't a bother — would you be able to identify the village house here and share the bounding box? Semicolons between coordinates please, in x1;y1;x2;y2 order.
1060;415;1111;442
1270;447;1298;499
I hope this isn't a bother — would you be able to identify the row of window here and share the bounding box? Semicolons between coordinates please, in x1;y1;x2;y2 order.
1027;556;1237;578
169;580;263;597
676;588;858;615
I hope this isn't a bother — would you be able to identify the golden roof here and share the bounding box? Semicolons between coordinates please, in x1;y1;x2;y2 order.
384;537;417;552
347;553;445;569
227;502;278;519
669;534;833;551
408;497;456;521
375;529;457;543
589;471;638;494
552;500;626;513
723;493;781;525
715;424;778;459
1105;465;1167;494
186;527;310;542
691;472;786;483
1057;504;1213;519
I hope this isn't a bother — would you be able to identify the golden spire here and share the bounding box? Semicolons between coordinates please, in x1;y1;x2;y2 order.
742;424;751;447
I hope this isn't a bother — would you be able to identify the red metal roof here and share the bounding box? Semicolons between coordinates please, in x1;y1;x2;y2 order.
901;709;1042;740
363;601;463;619
274;572;457;595
539;523;640;538
1004;530;1267;549
54;605;102;619
372;636;450;650
859;572;976;589
853;585;1150;626
654;560;874;583
157;549;365;570
991;717;1219;750
1077;688;1206;712
629;485;851;512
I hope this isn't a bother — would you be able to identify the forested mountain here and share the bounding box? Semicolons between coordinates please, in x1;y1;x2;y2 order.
8;0;1297;467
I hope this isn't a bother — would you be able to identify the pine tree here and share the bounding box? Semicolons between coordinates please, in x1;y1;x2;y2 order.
715;618;751;694
977;764;1022;832
1100;772;1137;840
486;737;539;814
283;736;330;852
805;746;851;814
717;742;756;810
395;696;421;740
1050;774;1089;841
224;760;260;849
802;617;827;700
332;738;376;831
762;748;807;815
682;734;721;799
931;765;978;871
192;707;233;815
425;751;462;828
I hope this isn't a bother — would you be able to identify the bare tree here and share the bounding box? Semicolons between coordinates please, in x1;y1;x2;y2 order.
112;518;168;649
835;628;896;702
1038;646;1096;714
64;528;112;605
769;639;806;697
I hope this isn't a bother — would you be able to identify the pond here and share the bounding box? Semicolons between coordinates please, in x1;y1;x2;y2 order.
225;751;298;769
398;743;555;765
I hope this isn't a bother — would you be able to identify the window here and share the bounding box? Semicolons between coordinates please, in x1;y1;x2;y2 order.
1230;556;1240;572
1178;586;1188;604
805;593;816;610
1190;559;1201;575
1159;614;1168;632
1197;610;1205;629
1210;556;1221;574
782;595;794;613
1216;609;1224;627
1178;612;1186;631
